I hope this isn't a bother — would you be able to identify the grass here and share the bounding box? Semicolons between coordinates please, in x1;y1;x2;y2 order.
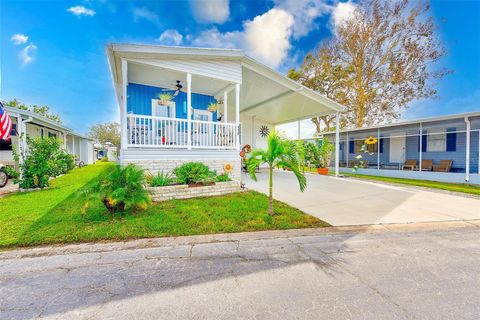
0;163;329;249
341;172;480;196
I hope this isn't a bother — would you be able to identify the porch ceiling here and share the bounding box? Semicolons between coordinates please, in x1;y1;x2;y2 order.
128;61;230;96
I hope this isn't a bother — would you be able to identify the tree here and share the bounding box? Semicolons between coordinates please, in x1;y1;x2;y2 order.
87;122;121;152
2;99;62;123
290;0;449;129
288;46;353;133
247;131;306;216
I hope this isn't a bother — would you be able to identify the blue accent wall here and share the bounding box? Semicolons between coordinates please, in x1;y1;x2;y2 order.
127;82;217;120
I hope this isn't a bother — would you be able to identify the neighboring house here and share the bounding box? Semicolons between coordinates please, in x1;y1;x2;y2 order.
0;106;95;167
323;112;480;184
107;44;345;180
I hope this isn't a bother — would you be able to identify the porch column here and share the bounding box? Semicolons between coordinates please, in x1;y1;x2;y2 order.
62;133;67;149
223;90;228;123
377;128;380;170
346;132;349;168
120;59;128;151
418;122;423;172
73;136;76;157
17;116;24;165
465;117;471;182
187;73;192;150
297;120;301;140
335;112;340;177
235;83;240;150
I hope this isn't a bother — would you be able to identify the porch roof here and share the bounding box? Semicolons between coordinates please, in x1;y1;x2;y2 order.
107;44;345;125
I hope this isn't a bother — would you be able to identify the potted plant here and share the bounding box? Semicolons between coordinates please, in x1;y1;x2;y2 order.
157;93;174;105
316;137;334;175
207;101;218;112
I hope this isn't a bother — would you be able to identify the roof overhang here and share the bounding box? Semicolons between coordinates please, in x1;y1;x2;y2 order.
107;43;346;125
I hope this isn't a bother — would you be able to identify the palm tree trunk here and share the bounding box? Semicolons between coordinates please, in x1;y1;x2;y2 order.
268;165;274;216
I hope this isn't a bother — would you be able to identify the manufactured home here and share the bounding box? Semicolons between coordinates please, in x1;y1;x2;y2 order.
0;106;95;167
107;44;345;181
323;112;480;184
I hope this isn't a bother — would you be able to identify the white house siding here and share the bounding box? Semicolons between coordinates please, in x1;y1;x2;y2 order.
121;149;242;182
240;114;272;150
132;58;242;84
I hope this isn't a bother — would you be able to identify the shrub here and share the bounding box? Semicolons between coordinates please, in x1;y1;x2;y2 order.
216;173;231;182
150;171;176;187
14;137;75;189
173;162;215;185
92;164;150;213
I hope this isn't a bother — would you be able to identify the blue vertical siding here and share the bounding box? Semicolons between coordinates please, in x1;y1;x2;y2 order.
127;82;217;120
345;138;389;165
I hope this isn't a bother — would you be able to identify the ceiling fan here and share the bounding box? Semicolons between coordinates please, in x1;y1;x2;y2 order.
173;80;183;96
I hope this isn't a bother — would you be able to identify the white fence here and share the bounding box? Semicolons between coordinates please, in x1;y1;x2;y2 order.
127;114;239;149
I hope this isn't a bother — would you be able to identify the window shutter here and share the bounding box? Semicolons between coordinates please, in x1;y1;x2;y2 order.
446;128;456;152
379;139;384;153
422;134;427;152
349;140;354;153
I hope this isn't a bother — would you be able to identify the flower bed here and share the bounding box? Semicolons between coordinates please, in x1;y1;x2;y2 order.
147;181;241;202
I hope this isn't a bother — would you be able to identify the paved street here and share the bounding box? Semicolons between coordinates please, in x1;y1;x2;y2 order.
244;170;480;226
1;222;480;320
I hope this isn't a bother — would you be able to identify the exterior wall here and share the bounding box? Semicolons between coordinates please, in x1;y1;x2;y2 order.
122;149;242;181
127;82;217;119
147;181;242;202
240;114;271;150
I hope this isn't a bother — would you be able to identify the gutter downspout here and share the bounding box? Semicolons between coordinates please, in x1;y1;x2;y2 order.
465;116;471;182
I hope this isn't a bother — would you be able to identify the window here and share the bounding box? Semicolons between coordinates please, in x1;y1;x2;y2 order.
48;132;57;139
152;100;176;118
355;140;378;153
0;139;12;151
427;130;446;152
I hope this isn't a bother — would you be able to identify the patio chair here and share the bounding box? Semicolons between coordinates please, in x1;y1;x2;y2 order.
433;160;453;172
417;159;433;171
402;159;417;171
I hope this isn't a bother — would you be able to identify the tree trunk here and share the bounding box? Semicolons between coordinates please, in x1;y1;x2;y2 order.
311;117;321;135
268;165;274;216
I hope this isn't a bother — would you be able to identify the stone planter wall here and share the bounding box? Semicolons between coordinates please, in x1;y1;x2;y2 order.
147;181;242;202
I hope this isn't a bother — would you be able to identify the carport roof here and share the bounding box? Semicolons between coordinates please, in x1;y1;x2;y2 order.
107;44;345;125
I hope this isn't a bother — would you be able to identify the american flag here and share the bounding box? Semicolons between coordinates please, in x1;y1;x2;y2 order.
0;102;13;140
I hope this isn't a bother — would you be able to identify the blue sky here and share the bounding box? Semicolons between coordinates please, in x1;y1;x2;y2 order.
1;0;479;136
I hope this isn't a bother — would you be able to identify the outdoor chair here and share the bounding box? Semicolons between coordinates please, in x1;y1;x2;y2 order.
402;159;417;171
433;160;453;172
417;159;433;171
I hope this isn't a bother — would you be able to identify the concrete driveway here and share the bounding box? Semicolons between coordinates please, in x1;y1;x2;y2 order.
244;170;480;226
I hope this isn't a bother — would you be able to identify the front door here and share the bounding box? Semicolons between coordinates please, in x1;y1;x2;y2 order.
193;109;213;146
389;136;406;164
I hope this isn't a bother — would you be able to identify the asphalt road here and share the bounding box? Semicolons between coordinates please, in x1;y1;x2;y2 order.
1;223;480;319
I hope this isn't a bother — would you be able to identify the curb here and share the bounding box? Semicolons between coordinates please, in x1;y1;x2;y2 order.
1;219;479;260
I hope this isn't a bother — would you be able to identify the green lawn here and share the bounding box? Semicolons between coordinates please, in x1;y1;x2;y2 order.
341;172;480;196
0;163;328;249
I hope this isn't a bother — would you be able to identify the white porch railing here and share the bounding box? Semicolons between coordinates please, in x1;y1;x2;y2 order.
127;114;240;149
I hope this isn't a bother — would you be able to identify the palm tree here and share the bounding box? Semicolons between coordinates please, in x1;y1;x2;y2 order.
247;131;307;216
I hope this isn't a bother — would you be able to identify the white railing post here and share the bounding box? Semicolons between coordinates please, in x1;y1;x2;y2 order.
235;83;240;150
187;73;192;150
121;59;128;151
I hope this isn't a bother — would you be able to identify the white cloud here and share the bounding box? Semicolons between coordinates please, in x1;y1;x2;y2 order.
67;5;96;17
157;29;184;46
193;28;243;49
331;1;356;29
192;8;294;69
273;0;330;39
244;9;294;68
10;34;28;45
19;43;37;67
132;6;159;25
190;0;230;24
